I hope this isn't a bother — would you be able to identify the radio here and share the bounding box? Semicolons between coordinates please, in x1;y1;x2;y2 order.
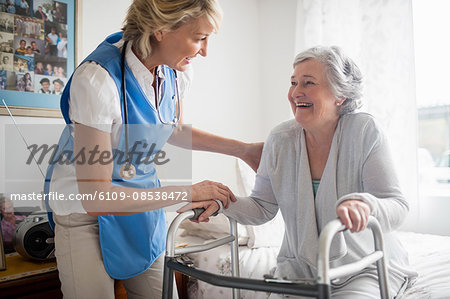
13;212;55;261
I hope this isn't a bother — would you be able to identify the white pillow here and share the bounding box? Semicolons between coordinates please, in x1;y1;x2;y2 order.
179;213;250;245
247;211;285;248
236;159;285;249
235;159;256;196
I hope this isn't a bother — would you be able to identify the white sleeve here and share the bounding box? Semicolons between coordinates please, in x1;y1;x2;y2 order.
68;62;122;133
177;64;193;99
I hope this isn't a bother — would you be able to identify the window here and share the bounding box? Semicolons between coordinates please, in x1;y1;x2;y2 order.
413;0;450;235
414;0;450;191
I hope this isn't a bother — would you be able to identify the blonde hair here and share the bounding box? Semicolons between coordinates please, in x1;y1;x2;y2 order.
122;0;223;59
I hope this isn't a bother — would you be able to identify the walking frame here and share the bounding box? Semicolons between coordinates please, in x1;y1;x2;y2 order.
162;210;390;299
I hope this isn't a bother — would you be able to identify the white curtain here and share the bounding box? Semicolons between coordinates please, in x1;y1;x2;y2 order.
294;0;419;230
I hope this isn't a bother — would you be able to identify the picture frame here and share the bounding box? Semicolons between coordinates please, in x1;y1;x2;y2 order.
0;0;77;118
0;220;5;270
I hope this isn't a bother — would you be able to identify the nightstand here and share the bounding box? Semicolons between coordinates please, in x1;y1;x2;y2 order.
0;252;62;299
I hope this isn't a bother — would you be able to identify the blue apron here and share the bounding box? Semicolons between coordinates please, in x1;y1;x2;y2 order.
44;32;178;279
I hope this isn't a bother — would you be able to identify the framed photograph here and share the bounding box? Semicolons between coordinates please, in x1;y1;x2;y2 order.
0;0;76;118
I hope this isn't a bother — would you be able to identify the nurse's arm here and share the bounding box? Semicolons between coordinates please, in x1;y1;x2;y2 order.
73;123;235;216
168;99;264;172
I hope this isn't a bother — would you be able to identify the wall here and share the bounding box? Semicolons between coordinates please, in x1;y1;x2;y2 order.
258;0;298;135
0;116;64;208
76;0;132;64
184;0;262;193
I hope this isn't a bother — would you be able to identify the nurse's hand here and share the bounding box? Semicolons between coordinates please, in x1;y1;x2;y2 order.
177;200;220;223
336;199;371;233
240;142;264;172
191;180;236;209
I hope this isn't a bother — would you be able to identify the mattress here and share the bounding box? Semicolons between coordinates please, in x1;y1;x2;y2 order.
178;231;450;299
184;241;279;299
399;232;450;298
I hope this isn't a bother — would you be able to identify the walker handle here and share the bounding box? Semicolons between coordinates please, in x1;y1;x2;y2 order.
191;208;219;220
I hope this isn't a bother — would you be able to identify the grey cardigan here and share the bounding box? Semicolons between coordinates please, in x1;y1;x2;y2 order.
224;112;417;287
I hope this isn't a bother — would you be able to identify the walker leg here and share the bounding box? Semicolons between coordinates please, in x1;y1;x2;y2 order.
317;284;331;299
376;257;390;299
162;256;174;299
372;220;390;299
230;219;240;299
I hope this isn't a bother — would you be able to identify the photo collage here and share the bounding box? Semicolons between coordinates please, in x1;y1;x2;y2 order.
0;0;68;94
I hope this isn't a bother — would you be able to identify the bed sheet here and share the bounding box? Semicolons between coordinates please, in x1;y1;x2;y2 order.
178;231;450;299
397;231;450;299
188;245;278;299
176;233;279;299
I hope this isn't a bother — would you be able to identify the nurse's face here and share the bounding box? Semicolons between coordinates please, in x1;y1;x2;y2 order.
288;59;342;130
153;16;214;72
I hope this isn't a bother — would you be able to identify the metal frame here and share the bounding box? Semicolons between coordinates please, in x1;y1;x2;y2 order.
162;213;390;299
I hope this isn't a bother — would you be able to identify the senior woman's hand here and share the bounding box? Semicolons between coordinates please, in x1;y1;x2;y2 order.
191;180;236;209
177;200;220;223
336;199;371;233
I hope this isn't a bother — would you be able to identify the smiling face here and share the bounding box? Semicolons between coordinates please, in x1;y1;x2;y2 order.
41;81;49;91
288;59;342;130
149;16;214;72
54;81;63;92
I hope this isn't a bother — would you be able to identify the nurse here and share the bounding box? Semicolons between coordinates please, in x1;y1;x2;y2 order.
45;0;263;298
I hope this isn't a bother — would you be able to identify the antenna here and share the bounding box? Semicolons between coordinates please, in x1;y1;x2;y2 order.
1;99;46;179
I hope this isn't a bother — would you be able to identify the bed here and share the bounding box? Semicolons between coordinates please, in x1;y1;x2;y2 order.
173;160;450;299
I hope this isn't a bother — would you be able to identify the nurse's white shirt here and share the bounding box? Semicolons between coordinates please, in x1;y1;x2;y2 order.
50;40;192;215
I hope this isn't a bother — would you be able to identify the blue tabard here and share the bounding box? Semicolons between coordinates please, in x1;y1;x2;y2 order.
44;32;178;279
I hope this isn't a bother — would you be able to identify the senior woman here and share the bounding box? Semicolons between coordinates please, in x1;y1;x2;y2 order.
187;46;417;298
44;0;263;298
